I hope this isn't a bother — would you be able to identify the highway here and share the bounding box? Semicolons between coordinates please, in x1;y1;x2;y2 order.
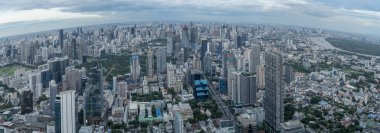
206;77;240;130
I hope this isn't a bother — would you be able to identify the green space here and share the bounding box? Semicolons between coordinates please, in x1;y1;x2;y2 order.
141;38;167;48
187;99;223;124
76;53;131;81
326;38;380;56
0;63;33;76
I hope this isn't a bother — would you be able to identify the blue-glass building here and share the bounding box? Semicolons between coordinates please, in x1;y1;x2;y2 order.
194;80;209;99
219;78;227;94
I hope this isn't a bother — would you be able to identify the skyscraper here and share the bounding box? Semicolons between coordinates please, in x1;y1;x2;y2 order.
167;63;176;88
156;48;167;74
55;96;61;133
285;65;295;84
166;37;173;56
60;90;77;133
58;29;64;48
21;90;33;114
249;45;260;74
263;51;284;133
256;64;265;90
147;48;154;77
203;48;212;75
174;112;184;133
130;54;140;81
85;67;104;125
49;80;58;114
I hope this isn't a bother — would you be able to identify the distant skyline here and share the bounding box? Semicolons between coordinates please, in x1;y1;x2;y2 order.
1;0;380;37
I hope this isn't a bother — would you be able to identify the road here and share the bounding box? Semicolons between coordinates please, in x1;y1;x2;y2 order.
206;76;240;130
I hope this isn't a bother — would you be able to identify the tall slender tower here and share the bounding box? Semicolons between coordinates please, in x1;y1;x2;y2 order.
156;48;167;74
147;48;154;77
263;51;284;133
60;90;77;133
130;54;141;81
249;45;260;74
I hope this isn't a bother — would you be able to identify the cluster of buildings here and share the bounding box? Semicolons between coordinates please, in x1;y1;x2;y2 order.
0;22;378;133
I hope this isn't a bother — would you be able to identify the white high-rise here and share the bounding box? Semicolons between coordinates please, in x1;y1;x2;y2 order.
167;63;176;88
174;112;184;133
60;90;76;133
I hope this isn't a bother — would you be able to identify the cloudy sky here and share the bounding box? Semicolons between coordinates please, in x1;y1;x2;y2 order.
1;0;380;37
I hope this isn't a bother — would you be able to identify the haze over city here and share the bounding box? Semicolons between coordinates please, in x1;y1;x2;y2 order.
1;0;380;37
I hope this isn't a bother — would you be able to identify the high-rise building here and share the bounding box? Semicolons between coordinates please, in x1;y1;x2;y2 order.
263;51;284;133
60;90;77;133
240;73;257;106
192;53;201;70
200;39;208;59
285;65;295;84
49;56;69;83
174;112;184;133
203;44;212;75
167;63;176;88
49;80;58;114
130;54;140;81
21;90;33;114
55;96;61;133
147;48;154;77
166;37;173;56
256;64;265;89
156;48;167;74
62;66;83;92
181;26;189;48
176;49;184;67
85;67;104;125
249;45;260;74
193;80;209;99
190;27;198;50
58;29;64;48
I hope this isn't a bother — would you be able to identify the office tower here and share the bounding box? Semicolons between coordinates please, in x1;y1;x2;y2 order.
240;73;257;105
85;67;104;124
113;76;117;93
29;71;42;98
285;65;295;84
62;67;83;92
203;47;212;75
174;112;184;133
49;80;58;114
58;29;64;47
156;48;167;74
190;26;198;49
257;64;265;89
166;37;173;56
263;51;284;133
222;49;236;78
21;90;33;114
49;56;69;83
147;48;154;77
60;90;77;133
249;45;260;74
130;54;141;81
181;26;189;48
194;80;209;99
41;68;52;88
219;77;227;94
117;81;128;98
236;54;244;71
176;49;184;66
167;63;176;88
55;96;61;133
193;53;201;70
200;39;208;59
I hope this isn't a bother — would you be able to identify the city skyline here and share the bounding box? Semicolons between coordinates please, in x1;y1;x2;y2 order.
1;0;380;37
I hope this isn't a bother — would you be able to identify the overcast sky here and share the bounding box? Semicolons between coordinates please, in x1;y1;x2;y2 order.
1;0;380;37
